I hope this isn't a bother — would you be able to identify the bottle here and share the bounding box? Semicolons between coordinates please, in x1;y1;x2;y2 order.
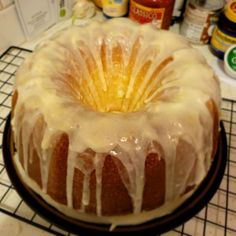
102;0;129;18
210;0;236;59
129;0;175;29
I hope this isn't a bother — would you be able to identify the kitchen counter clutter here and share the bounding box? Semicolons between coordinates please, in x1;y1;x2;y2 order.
0;16;236;236
18;14;236;101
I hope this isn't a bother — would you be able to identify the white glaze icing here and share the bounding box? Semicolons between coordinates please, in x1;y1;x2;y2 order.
13;152;195;231
12;18;221;227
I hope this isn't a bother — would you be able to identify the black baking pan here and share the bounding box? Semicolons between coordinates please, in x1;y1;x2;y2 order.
2;113;227;236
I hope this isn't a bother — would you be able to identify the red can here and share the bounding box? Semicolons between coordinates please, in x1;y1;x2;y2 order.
129;0;175;29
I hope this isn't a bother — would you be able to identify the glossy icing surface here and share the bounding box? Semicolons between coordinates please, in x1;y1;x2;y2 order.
12;18;220;227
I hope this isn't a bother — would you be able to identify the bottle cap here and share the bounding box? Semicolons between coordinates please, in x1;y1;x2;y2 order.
224;44;236;79
225;0;236;23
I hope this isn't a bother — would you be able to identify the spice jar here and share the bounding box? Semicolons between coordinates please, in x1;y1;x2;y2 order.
102;0;129;18
180;0;224;44
129;0;175;29
210;0;236;59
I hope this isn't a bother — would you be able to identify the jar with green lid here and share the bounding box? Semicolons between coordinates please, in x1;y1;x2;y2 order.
224;44;236;79
210;0;236;59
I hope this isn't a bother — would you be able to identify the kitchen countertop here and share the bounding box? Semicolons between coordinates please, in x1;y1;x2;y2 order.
0;214;53;236
0;12;236;236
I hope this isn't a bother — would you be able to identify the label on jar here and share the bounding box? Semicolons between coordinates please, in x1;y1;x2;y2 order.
180;2;221;44
224;45;236;79
227;47;236;71
102;0;128;17
129;0;165;29
211;26;236;53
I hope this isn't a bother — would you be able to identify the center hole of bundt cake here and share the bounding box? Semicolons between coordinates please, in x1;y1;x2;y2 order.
76;75;147;113
62;41;173;113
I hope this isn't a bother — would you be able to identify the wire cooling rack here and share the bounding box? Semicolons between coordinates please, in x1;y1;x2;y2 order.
0;47;235;236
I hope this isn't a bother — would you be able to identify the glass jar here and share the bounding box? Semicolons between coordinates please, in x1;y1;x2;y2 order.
180;0;224;44
210;0;236;59
129;0;175;29
102;0;129;18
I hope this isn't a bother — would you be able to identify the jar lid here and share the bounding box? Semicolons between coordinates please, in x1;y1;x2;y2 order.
224;45;236;79
191;0;224;11
225;0;236;23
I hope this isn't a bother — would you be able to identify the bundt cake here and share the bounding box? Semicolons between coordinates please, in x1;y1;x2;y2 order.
11;18;221;228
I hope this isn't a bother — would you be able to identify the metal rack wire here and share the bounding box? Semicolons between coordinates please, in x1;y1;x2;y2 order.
0;47;235;236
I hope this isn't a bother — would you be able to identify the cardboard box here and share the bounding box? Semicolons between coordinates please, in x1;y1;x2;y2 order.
14;0;76;40
14;0;56;40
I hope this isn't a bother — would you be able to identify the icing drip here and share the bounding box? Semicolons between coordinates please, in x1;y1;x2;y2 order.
41;150;50;193
110;138;147;213
81;174;91;210
94;154;105;216
19;111;41;174
11;18;221;226
73;149;94;210
66;151;77;208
